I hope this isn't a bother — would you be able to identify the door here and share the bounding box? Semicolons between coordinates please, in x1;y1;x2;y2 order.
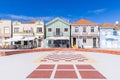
56;28;60;36
93;38;96;48
73;38;76;46
107;40;112;48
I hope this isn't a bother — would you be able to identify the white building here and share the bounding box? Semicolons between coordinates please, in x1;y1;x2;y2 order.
0;20;12;48
8;20;44;49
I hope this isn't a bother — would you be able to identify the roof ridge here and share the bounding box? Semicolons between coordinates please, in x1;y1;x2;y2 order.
72;19;97;25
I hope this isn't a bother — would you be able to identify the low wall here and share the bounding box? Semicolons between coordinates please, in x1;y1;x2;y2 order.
0;48;120;56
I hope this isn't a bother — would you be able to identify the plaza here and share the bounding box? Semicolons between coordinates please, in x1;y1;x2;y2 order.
0;49;120;80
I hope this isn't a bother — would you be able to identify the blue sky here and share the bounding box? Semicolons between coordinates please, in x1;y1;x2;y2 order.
0;0;120;24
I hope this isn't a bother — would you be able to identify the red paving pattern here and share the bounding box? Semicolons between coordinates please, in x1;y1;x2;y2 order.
79;71;106;79
76;65;95;70
40;53;88;62
54;70;78;78
27;64;106;79
27;70;52;78
57;65;74;69
36;64;55;69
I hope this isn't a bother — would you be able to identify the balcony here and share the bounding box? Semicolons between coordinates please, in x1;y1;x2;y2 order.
82;32;99;36
72;32;99;37
14;32;34;36
53;32;63;37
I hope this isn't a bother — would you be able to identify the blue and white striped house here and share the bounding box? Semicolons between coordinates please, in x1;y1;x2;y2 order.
100;23;120;48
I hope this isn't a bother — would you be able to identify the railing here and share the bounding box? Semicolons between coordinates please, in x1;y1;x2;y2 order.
82;32;99;36
14;32;34;36
53;32;63;36
72;32;99;36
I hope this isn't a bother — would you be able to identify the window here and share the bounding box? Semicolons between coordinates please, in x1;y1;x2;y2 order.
113;30;117;36
75;27;79;32
48;40;52;44
4;27;9;34
37;27;42;33
64;28;68;32
24;30;32;33
83;37;86;43
83;27;86;32
14;27;19;33
107;31;112;36
91;27;94;32
24;27;32;33
48;28;52;32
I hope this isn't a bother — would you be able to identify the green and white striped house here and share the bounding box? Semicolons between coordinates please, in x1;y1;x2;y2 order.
45;17;70;48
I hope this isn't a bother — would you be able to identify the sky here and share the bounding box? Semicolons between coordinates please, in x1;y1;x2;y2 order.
0;0;120;24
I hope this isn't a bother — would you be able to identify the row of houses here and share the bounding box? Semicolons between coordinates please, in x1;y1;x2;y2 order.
0;17;120;49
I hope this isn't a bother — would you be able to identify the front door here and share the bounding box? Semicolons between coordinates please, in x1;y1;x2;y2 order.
73;38;76;46
56;28;60;36
93;38;96;48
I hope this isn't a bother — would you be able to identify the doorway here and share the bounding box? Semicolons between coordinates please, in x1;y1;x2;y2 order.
56;28;60;36
93;38;96;48
73;38;76;46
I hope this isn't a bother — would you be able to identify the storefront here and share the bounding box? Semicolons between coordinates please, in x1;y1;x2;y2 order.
45;37;70;48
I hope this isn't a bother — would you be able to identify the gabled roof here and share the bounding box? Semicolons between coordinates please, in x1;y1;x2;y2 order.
72;19;98;25
46;17;70;26
100;23;115;28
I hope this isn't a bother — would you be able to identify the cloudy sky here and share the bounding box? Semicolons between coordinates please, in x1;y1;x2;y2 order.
0;0;120;23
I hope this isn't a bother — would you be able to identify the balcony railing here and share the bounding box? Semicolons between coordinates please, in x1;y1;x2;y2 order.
72;32;99;36
14;32;34;36
53;32;63;36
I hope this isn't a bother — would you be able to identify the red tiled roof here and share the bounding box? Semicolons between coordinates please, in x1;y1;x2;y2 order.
72;19;97;25
101;23;115;28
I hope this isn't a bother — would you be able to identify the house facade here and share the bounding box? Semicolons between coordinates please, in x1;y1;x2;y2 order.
10;20;44;48
100;23;120;48
0;20;12;48
71;19;99;48
45;17;70;48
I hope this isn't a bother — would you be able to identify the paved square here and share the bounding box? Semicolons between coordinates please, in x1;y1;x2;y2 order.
3;51;120;80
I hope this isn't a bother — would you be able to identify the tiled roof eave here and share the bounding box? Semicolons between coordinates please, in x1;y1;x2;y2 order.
71;24;98;26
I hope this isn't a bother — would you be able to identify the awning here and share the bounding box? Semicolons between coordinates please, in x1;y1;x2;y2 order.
5;36;24;42
5;36;36;42
46;37;69;40
21;37;36;41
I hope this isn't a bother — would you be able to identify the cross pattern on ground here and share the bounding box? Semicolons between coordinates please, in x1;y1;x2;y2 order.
27;64;106;80
27;51;106;80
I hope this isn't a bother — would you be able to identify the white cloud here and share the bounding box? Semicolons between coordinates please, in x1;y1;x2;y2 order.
0;14;55;21
0;14;71;22
88;8;106;14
